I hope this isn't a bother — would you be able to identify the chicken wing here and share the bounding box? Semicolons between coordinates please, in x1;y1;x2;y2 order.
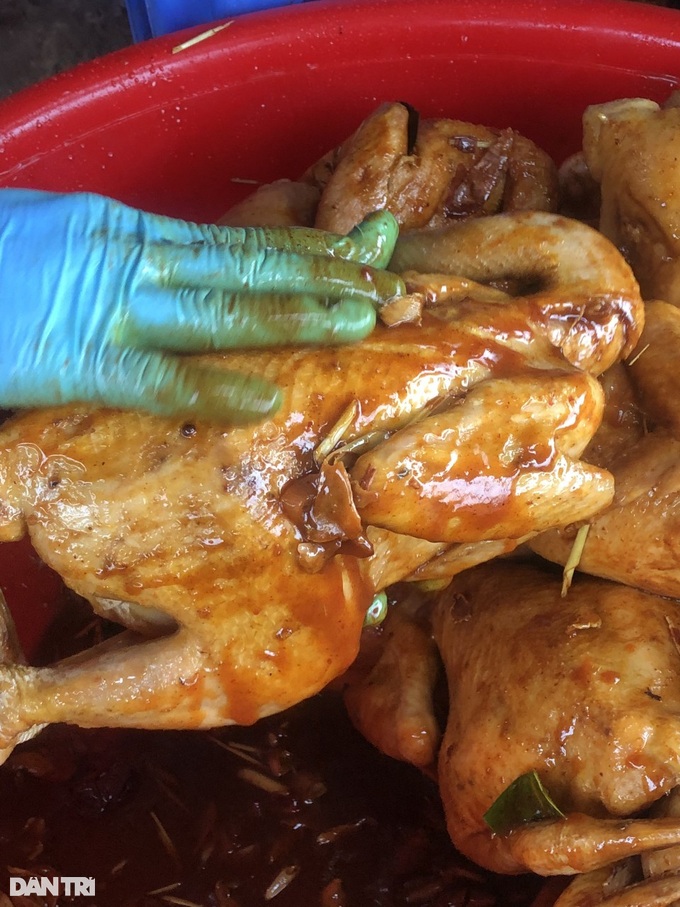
343;590;441;771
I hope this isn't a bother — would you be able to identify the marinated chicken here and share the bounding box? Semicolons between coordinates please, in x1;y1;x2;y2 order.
344;558;680;900
531;301;680;598
337;94;680;907
583;96;680;305
242;94;680;906
434;562;680;882
301;102;559;234
0;211;641;761
226;103;559;236
7;95;680;907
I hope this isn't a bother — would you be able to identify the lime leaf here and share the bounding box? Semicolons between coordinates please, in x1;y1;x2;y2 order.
483;771;565;836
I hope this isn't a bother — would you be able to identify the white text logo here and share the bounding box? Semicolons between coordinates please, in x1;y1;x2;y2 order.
9;876;95;897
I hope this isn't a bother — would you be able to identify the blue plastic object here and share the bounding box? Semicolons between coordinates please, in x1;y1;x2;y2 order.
125;0;306;41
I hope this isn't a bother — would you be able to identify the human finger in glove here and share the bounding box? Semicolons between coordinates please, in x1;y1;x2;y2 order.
0;189;404;423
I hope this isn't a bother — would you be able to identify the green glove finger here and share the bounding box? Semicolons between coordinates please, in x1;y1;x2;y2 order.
328;211;401;268
140;209;399;268
256;211;400;267
139;240;404;303
116;290;377;352
93;349;282;423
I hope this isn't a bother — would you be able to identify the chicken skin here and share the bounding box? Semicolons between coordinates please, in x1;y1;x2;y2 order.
225;104;558;235
0;211;641;759
531;301;680;598
305;102;559;234
434;561;680;879
583;96;680;305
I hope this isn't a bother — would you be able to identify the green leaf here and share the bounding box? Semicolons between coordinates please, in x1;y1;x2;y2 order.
483;771;565;836
364;591;388;627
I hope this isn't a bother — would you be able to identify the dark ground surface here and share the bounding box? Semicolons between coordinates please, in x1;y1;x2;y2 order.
2;0;680;103
0;0;132;100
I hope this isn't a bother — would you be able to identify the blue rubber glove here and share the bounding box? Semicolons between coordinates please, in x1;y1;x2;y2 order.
0;189;404;423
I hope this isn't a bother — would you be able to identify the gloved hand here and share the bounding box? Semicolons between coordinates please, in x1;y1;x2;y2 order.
0;189;404;423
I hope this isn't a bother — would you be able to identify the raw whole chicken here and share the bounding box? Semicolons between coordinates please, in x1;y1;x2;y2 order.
223;102;559;234
343;558;680;906
0;211;642;762
433;561;680;892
